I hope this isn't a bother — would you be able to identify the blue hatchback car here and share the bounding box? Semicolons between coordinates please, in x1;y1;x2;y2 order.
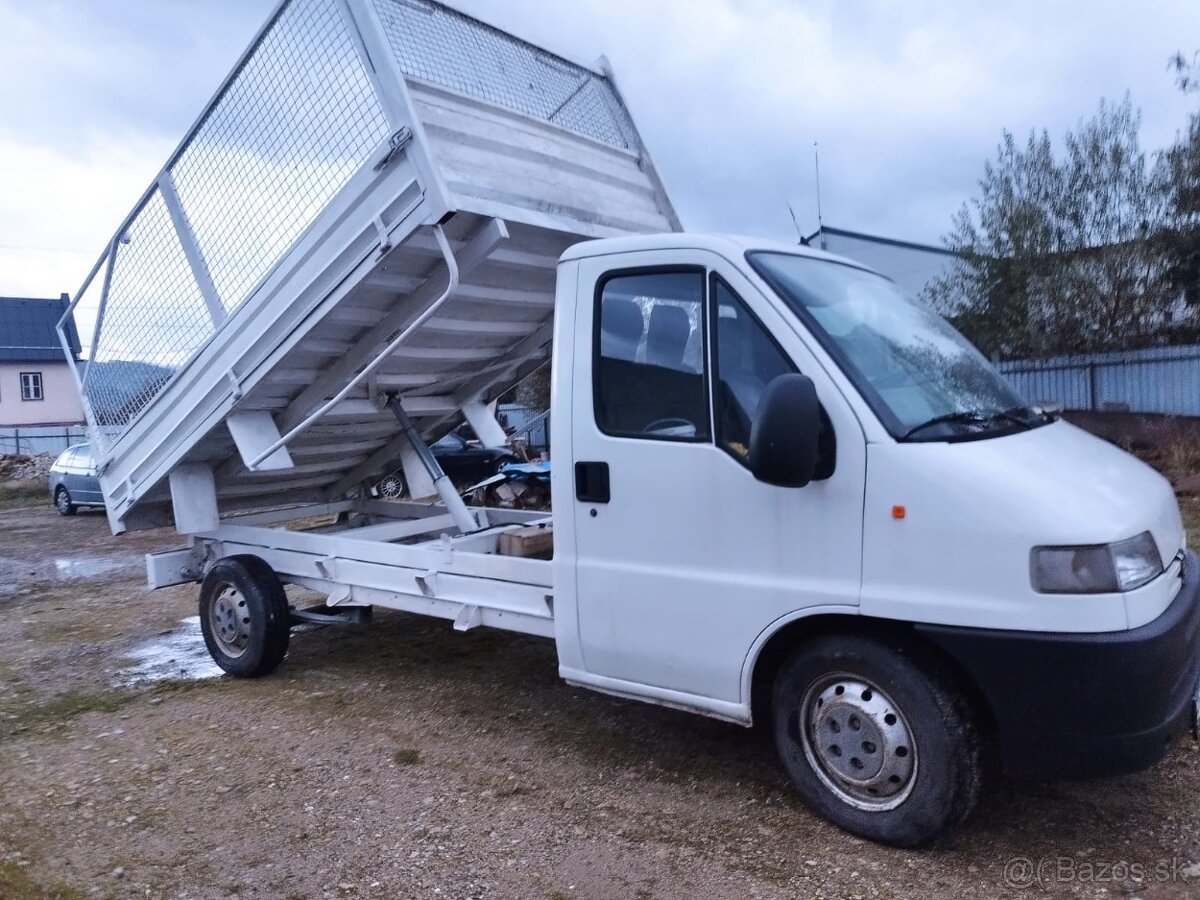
48;443;105;516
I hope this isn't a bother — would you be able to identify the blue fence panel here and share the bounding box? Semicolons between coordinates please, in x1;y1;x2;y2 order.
0;425;89;456
998;345;1200;416
498;403;549;450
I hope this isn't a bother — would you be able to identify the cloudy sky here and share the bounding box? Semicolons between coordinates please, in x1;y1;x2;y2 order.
1;0;1197;300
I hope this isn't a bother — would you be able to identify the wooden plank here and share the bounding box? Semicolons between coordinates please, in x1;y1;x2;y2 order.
499;525;554;559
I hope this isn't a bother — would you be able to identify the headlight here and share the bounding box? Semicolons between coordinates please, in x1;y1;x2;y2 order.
1031;532;1163;594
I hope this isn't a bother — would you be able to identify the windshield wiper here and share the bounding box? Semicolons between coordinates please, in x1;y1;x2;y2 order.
901;407;1045;441
1003;404;1058;425
901;410;991;440
901;406;1056;441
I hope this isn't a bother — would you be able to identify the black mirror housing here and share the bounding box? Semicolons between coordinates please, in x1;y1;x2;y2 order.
748;374;821;488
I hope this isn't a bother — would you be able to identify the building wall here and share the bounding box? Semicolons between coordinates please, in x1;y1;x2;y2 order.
817;231;957;300
0;362;84;426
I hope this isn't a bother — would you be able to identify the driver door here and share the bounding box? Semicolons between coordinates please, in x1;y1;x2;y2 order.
568;250;866;705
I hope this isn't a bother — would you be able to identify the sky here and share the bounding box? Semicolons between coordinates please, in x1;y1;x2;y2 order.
1;0;1198;301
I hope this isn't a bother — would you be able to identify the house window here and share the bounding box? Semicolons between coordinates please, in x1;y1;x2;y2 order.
20;372;43;402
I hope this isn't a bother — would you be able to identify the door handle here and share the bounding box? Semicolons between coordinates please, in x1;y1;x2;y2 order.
575;461;610;504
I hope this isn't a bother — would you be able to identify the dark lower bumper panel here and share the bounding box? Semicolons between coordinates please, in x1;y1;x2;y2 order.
917;551;1200;778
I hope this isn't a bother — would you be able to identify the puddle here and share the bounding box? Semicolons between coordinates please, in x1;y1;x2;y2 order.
0;554;141;593
117;617;225;685
53;557;135;580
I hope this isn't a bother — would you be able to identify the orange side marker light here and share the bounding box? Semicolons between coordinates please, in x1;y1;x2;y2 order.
892;505;906;520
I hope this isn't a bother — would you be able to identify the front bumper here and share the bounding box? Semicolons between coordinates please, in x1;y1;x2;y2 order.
916;550;1200;778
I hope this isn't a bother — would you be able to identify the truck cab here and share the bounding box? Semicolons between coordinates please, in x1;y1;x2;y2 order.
552;234;1197;844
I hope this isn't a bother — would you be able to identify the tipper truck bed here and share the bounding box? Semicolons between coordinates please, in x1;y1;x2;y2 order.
63;0;677;535
62;0;1200;849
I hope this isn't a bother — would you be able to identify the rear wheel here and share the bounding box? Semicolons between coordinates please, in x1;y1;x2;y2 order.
772;634;983;847
55;487;77;517
199;556;290;678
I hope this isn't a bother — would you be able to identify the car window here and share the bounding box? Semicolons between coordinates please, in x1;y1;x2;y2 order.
712;278;797;459
594;269;711;441
434;433;464;451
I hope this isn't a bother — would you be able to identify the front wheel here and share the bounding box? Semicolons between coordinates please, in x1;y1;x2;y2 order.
773;634;983;847
199;556;291;678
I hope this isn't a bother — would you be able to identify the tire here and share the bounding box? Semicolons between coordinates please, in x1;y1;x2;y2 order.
772;633;983;847
494;456;517;475
199;556;291;678
55;487;77;517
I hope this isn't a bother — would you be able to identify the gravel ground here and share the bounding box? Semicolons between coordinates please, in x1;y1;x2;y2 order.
2;503;1200;899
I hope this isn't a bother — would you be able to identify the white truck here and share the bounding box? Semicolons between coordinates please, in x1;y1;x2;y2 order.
60;0;1198;847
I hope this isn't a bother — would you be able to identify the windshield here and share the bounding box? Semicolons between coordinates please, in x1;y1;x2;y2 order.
749;252;1043;441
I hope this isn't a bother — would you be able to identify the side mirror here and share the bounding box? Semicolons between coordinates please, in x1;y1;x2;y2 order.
749;374;821;488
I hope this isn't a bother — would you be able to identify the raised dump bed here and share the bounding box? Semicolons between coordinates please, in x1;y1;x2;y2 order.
60;0;678;534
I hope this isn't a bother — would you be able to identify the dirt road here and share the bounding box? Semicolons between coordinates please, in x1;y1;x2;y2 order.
2;502;1199;899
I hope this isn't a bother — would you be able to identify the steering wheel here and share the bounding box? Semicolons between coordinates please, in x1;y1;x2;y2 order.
642;417;696;436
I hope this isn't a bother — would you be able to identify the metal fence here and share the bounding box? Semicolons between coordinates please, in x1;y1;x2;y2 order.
999;344;1200;417
499;404;549;451
0;426;88;457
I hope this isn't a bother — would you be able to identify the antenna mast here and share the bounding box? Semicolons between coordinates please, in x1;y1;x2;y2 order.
787;204;805;243
814;142;826;250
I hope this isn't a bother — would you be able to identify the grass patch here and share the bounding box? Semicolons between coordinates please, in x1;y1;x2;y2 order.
393;748;421;766
0;859;85;900
148;677;233;697
0;480;46;511
3;690;134;735
36;691;130;720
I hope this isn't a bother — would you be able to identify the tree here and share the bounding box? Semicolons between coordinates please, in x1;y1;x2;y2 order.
502;362;550;412
1170;50;1199;94
1161;51;1200;315
928;97;1177;357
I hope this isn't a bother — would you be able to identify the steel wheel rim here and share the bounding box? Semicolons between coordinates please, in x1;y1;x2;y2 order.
208;584;252;659
799;673;918;811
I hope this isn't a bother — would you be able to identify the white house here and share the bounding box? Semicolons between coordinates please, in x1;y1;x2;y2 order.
0;294;85;427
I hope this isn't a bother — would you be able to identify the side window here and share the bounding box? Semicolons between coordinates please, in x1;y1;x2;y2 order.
20;372;43;402
595;269;710;441
712;278;797;459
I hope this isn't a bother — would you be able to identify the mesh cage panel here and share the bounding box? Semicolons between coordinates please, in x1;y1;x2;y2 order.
172;0;390;311
373;0;638;150
83;192;213;456
77;0;390;455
